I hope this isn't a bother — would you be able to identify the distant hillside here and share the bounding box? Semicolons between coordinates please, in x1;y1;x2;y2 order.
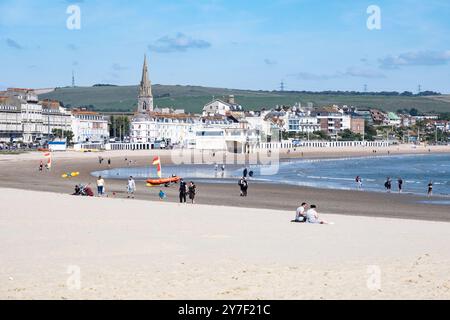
39;85;450;114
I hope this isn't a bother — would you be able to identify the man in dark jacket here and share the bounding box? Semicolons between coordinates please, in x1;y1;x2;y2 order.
179;179;187;203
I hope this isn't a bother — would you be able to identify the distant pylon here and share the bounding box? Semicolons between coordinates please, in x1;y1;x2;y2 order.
364;84;368;93
72;70;75;88
279;80;285;92
418;84;422;94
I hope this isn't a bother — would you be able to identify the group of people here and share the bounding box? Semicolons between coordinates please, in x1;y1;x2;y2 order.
214;164;226;177
384;177;404;193
237;167;254;197
355;176;434;196
98;157;111;167
179;179;196;204
293;202;329;224
38;161;50;171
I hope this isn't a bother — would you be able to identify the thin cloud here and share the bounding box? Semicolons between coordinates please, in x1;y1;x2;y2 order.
379;50;450;69
148;33;211;53
289;67;386;81
264;59;277;66
112;63;128;71
67;44;78;51
6;38;23;50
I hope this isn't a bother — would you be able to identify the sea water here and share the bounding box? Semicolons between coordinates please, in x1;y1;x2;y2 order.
92;153;450;196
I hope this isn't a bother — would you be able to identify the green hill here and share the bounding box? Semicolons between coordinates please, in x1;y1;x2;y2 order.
39;85;450;114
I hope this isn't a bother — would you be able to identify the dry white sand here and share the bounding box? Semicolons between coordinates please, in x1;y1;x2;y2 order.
1;188;450;300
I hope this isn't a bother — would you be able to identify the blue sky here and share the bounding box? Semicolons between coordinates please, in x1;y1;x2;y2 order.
1;0;450;93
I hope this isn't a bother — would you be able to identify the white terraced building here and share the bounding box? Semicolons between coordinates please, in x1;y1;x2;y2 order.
0;89;73;143
0;89;44;143
131;113;200;145
286;114;321;133
71;110;109;143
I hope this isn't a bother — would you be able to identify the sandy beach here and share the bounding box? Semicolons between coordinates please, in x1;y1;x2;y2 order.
1;145;450;300
1;188;450;299
1;145;450;221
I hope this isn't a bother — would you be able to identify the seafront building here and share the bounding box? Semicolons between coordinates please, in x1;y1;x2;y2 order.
71;109;109;144
0;88;71;143
8;56;447;149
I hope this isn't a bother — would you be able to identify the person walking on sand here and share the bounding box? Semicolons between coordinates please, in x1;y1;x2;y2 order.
179;179;187;203
239;177;248;197
188;181;197;204
398;177;404;193
108;158;111;168
96;176;105;197
306;205;329;224
238;177;245;196
39;161;44;172
428;181;433;197
127;176;136;199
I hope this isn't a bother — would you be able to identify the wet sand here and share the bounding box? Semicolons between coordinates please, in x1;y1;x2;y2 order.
1;146;449;222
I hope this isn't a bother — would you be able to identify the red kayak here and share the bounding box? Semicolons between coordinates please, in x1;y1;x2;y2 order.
146;176;181;186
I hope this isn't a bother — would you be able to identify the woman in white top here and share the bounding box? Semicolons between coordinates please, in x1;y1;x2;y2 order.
306;205;329;224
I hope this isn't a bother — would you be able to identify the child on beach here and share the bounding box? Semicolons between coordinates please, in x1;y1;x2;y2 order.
428;181;433;197
39;161;43;172
159;189;166;201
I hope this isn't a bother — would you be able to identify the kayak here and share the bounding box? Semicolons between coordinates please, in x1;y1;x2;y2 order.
146;176;181;186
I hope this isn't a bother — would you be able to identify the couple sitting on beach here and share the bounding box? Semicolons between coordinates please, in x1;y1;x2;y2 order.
293;203;329;224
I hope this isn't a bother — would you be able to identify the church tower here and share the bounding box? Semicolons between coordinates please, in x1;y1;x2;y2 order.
137;54;154;113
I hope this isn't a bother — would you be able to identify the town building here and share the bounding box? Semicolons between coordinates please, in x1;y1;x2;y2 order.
202;95;244;117
286;113;320;133
41;99;72;137
71;109;109;143
0;88;44;143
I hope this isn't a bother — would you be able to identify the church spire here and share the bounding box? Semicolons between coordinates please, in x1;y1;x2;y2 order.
137;54;154;113
139;54;152;98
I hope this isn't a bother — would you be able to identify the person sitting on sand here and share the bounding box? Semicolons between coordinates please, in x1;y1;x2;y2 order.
294;202;308;222
306;205;329;224
73;184;82;196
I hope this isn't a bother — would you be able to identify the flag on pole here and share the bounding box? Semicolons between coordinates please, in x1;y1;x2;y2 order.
152;156;161;178
44;152;52;169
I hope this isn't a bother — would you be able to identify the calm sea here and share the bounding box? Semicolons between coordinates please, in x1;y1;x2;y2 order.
92;153;450;197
